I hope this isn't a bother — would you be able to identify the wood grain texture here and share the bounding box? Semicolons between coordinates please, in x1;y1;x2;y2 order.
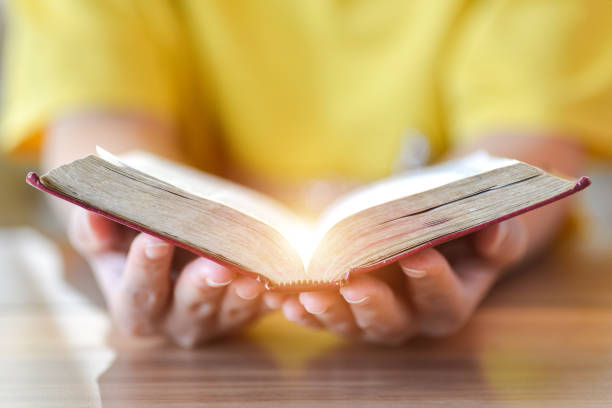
1;169;611;408
98;245;612;408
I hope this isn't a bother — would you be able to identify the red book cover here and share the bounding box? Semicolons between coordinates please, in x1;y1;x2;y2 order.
26;172;591;291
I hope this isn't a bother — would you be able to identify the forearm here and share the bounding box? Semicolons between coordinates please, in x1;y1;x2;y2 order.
42;112;184;221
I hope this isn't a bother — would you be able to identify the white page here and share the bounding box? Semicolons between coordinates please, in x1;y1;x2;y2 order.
316;151;518;236
96;147;316;263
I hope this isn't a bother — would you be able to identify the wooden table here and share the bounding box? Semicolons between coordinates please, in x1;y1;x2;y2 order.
1;172;611;407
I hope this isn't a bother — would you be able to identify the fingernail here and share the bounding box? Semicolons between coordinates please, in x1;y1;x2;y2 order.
144;240;171;260
305;305;327;315
205;277;233;288
236;284;260;300
404;268;427;278
299;294;327;315
264;295;281;309
189;266;233;289
237;291;258;300
342;294;369;304
284;308;304;322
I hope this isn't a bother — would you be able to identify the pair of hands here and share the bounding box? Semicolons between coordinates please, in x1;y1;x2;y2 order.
70;208;528;347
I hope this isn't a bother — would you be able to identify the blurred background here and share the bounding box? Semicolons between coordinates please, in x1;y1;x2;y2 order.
0;1;610;238
0;2;48;230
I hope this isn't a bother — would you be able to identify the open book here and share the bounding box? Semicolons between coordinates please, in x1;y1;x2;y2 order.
27;148;590;290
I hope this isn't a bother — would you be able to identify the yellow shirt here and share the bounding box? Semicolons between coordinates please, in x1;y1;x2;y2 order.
2;0;612;181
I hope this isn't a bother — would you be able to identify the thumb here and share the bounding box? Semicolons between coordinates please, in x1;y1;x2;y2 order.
68;209;115;256
473;218;528;267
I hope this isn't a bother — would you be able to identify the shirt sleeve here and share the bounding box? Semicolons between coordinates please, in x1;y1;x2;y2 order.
0;0;184;157
444;0;612;157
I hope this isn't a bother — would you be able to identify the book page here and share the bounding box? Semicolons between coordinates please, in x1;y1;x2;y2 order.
97;148;316;260
316;151;519;236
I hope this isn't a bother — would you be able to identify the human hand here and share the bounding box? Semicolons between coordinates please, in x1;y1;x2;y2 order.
68;208;268;347
265;218;528;345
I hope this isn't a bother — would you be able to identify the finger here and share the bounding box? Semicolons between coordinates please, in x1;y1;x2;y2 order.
164;258;235;347
473;219;528;267
400;248;498;336
435;239;472;265
88;251;127;302
69;209;137;304
68;209;115;256
281;296;323;330
299;291;359;336
339;275;412;345
111;233;174;336
453;258;500;311
262;292;287;310
215;276;266;334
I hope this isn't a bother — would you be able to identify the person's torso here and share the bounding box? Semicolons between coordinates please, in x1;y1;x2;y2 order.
174;0;463;183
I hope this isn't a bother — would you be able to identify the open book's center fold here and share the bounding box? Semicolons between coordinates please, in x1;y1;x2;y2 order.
279;219;318;271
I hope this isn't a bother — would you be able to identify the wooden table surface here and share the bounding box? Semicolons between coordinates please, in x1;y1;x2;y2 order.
1;170;611;407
